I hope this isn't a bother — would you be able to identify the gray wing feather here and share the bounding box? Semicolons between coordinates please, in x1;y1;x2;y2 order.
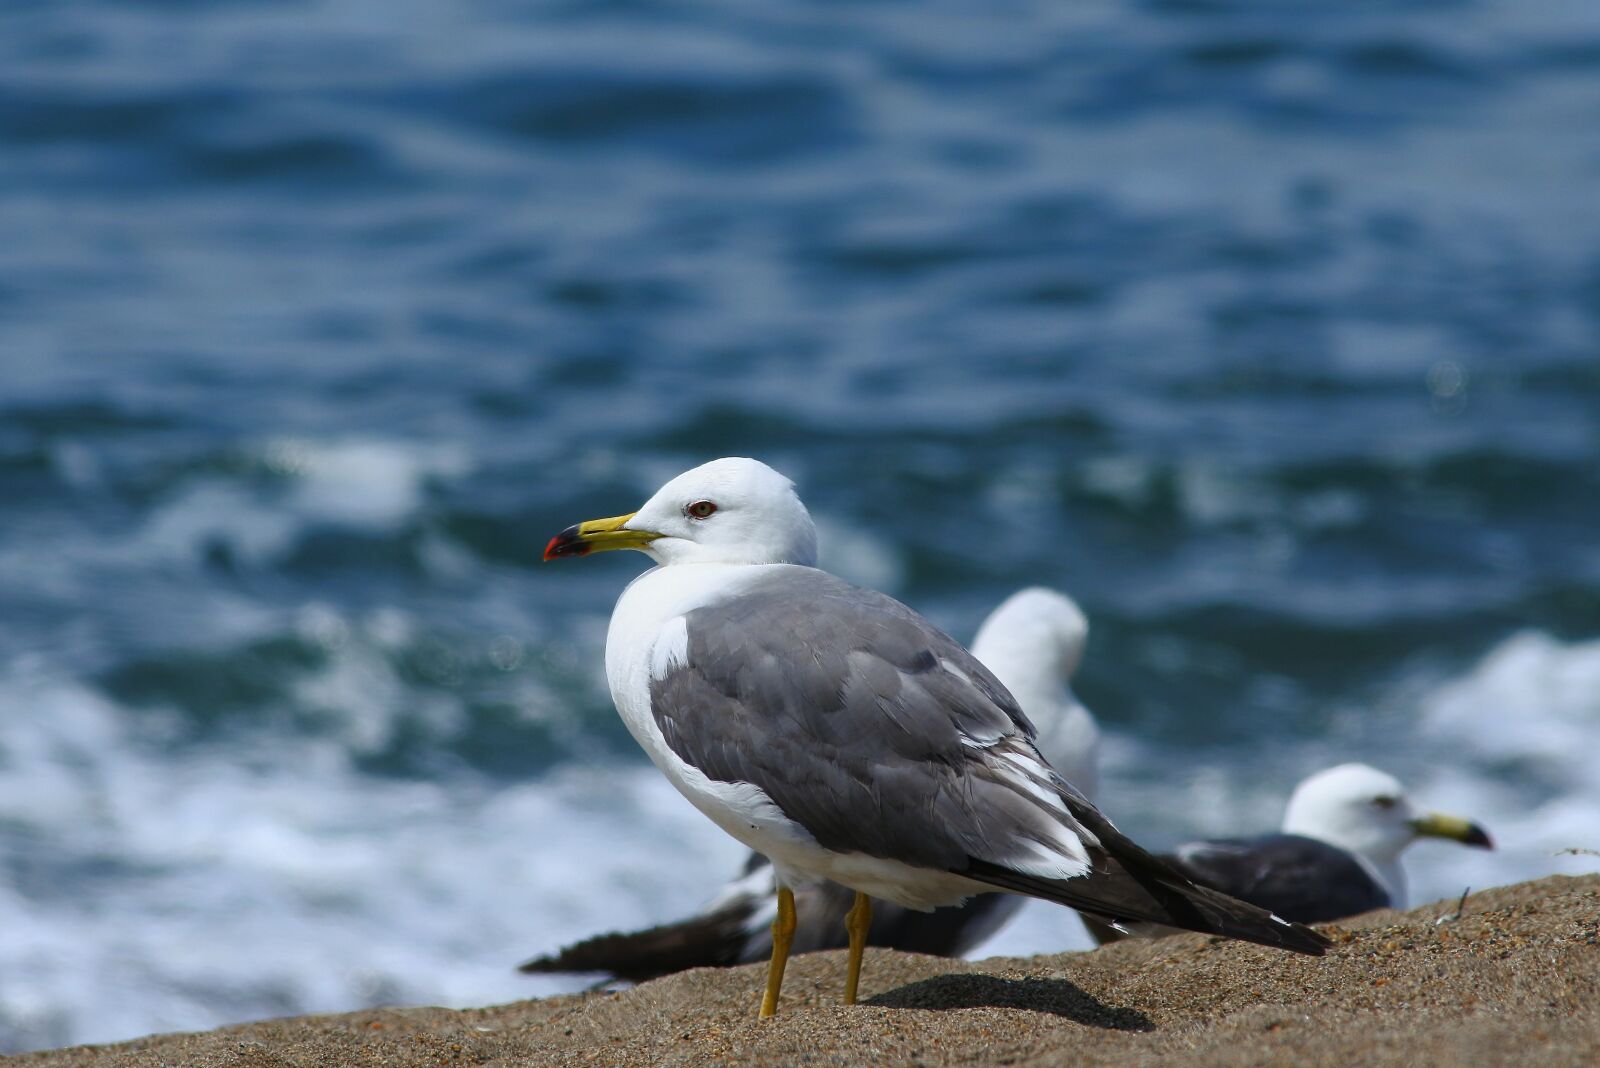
650;569;1077;871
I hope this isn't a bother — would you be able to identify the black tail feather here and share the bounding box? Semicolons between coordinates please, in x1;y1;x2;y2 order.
966;856;1328;956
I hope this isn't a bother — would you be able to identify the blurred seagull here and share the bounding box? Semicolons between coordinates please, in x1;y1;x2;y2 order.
519;586;1101;983
1089;763;1493;943
542;457;1327;1016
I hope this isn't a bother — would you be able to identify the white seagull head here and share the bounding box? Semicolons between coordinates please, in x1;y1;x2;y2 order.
973;587;1090;682
545;457;819;567
1281;762;1492;868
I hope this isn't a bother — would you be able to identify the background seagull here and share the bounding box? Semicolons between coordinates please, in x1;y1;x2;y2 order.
519;586;1101;982
1088;763;1493;943
543;457;1328;1016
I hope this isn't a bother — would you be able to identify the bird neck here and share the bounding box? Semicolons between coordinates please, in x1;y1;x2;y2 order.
1356;854;1407;908
1280;813;1410;909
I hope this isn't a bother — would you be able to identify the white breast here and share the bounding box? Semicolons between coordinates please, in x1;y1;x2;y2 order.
604;564;825;867
604;563;756;752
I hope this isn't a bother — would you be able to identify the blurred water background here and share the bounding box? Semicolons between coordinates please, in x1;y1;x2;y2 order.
3;0;1600;1053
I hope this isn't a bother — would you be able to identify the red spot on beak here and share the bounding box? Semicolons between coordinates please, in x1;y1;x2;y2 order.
543;525;591;561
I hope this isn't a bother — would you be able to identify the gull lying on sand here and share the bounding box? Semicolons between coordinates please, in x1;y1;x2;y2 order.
1089;763;1492;943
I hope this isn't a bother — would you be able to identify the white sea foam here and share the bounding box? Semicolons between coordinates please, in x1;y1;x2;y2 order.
270;438;470;530
135;438;470;569
0;675;744;1053
1421;629;1600;784
1407;630;1600;905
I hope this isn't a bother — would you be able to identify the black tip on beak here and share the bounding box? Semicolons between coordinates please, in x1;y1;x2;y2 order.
543;524;590;562
1463;823;1494;850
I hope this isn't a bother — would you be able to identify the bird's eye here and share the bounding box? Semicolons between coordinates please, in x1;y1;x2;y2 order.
685;500;717;520
1371;795;1398;810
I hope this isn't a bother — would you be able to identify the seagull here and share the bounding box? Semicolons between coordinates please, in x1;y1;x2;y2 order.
519;587;1102;982
543;457;1328;1016
1087;763;1493;943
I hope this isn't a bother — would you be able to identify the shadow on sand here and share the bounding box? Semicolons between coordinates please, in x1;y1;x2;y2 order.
869;973;1153;1031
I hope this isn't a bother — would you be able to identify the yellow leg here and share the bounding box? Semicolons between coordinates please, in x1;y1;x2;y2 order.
759;886;797;1018
844;891;872;1005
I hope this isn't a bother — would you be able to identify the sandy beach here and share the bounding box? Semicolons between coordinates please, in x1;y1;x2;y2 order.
18;873;1598;1067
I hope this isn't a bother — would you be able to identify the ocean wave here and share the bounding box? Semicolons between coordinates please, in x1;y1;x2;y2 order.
0;676;744;1053
88;600;621;779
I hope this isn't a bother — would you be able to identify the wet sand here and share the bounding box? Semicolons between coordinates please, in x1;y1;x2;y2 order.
19;874;1599;1067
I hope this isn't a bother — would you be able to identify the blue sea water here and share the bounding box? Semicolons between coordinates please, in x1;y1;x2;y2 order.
3;0;1600;1052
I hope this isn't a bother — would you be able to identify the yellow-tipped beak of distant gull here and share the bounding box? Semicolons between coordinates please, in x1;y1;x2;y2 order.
1409;812;1494;849
544;512;662;561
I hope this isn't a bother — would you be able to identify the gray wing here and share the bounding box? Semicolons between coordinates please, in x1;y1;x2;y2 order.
650;568;1087;873
1166;834;1391;924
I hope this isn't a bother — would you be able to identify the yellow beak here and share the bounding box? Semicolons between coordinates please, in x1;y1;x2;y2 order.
543;512;661;561
1409;812;1493;849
